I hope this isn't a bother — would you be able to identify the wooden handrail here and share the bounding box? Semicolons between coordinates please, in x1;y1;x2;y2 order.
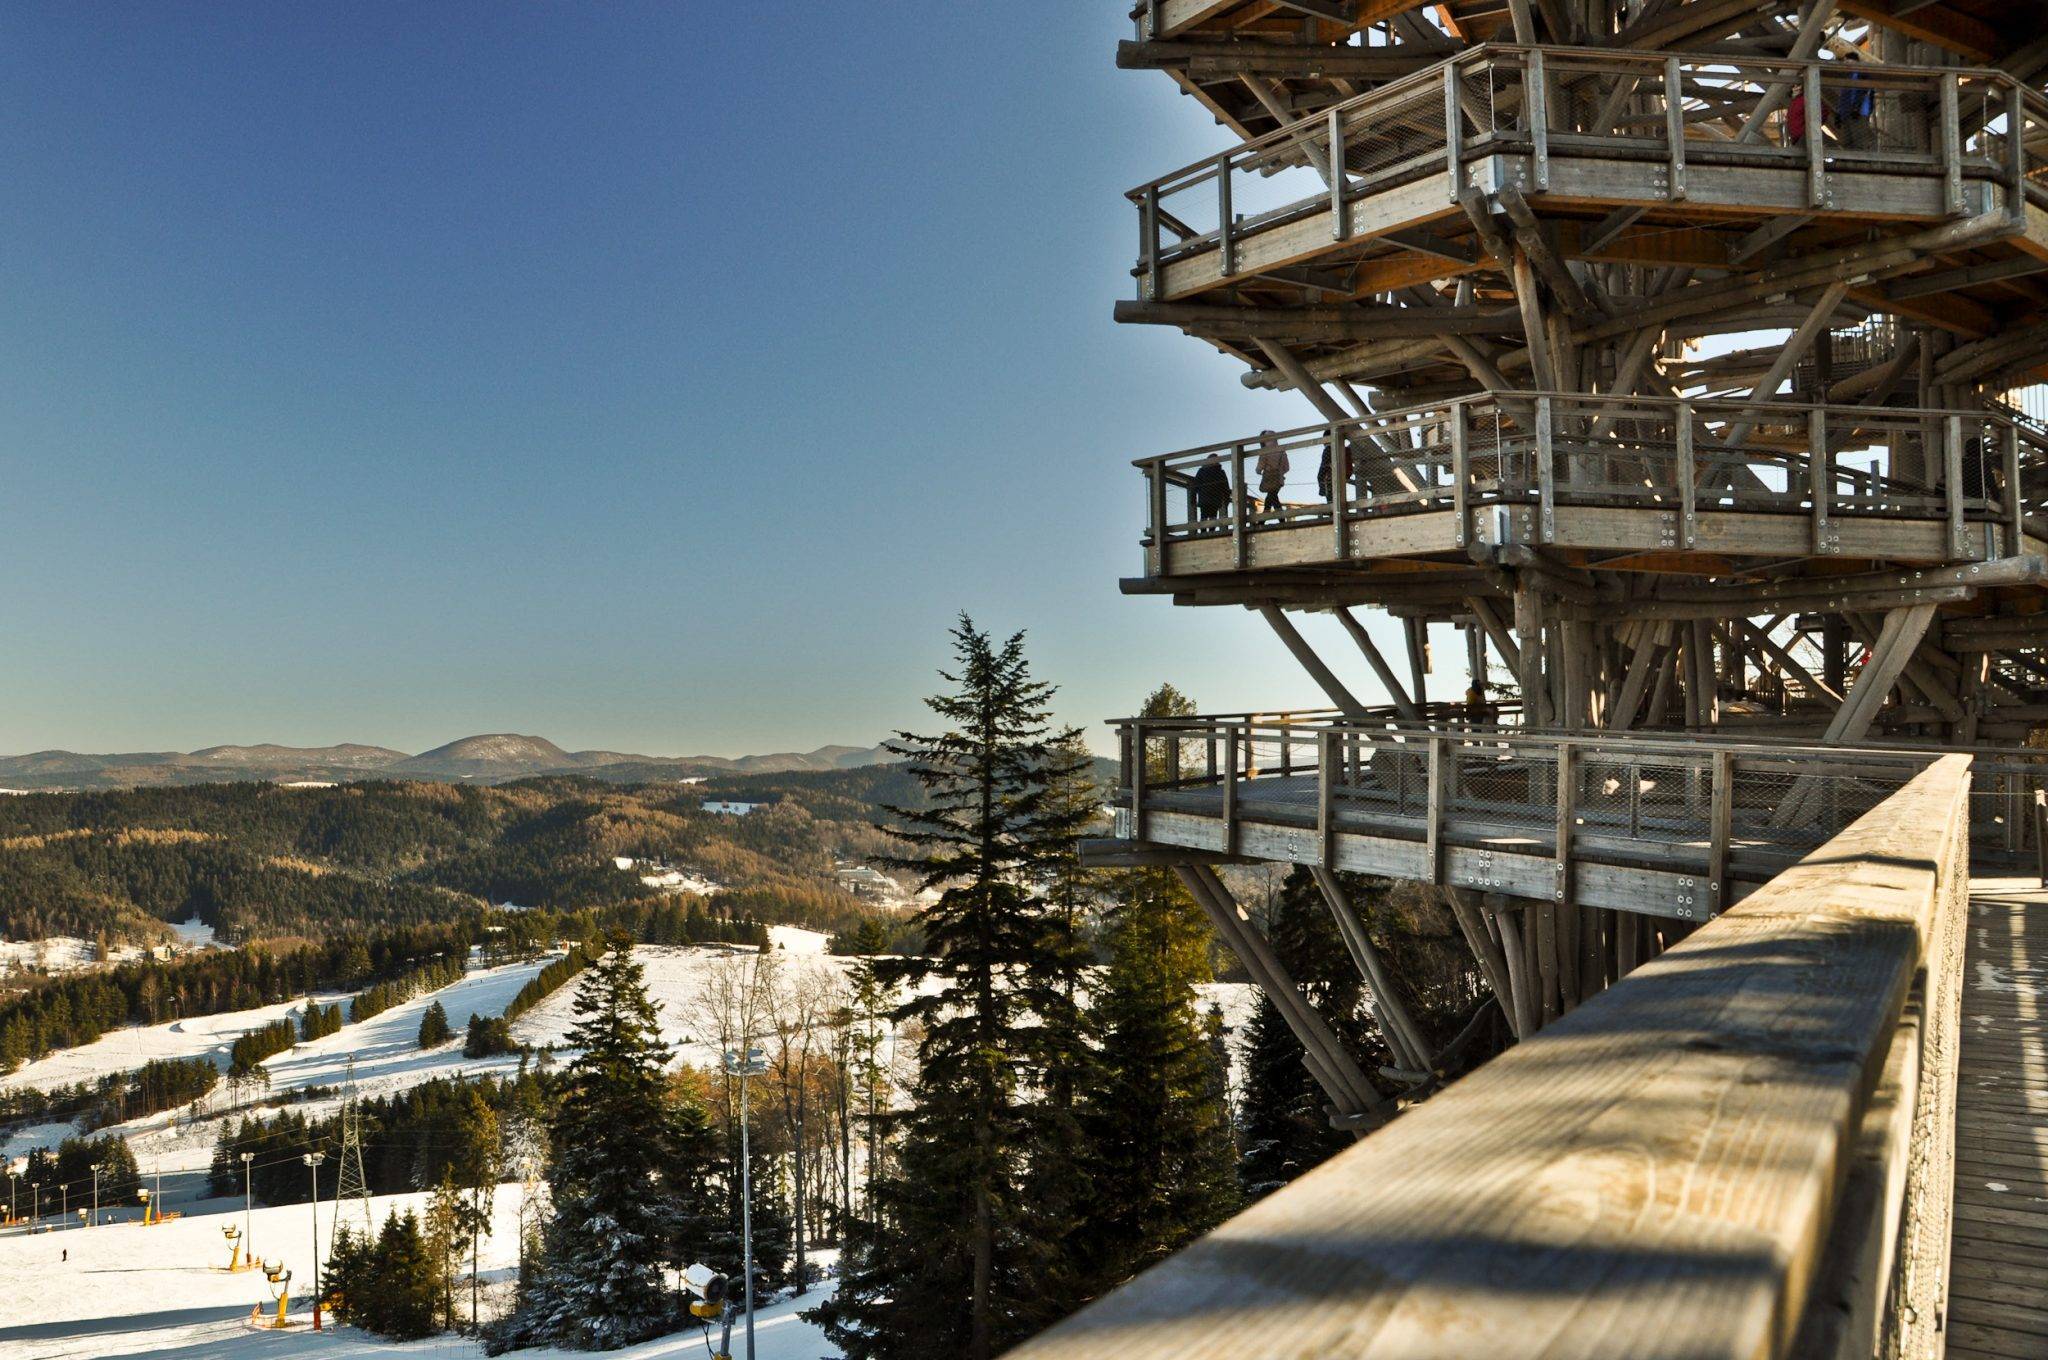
1014;754;1972;1360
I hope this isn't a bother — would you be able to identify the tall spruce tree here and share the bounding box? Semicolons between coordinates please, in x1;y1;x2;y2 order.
813;617;1092;1360
490;933;683;1352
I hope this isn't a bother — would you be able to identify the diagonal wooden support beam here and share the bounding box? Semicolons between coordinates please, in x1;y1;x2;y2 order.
1739;618;1842;706
1332;607;1422;721
1309;866;1433;1073
1821;603;1940;744
1261;606;1370;720
1467;597;1521;677
1177;864;1389;1130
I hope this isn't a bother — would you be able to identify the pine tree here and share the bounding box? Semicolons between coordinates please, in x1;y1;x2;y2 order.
1077;864;1240;1293
331;1210;443;1341
454;1087;502;1331
813;617;1093;1360
418;1001;453;1048
490;933;682;1351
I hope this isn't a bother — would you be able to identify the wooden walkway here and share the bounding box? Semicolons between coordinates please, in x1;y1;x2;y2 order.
1947;876;2048;1359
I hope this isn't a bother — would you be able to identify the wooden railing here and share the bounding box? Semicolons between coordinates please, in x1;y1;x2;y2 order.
1138;391;2035;575
1013;753;1974;1360
1116;714;2048;877
1130;43;2037;300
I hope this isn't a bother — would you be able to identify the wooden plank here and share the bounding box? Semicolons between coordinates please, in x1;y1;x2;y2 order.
1008;757;1973;1360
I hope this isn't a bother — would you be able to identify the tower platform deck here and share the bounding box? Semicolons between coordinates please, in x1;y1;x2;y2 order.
1947;875;2048;1358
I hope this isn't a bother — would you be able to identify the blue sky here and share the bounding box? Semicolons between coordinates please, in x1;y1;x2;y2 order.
0;3;1419;757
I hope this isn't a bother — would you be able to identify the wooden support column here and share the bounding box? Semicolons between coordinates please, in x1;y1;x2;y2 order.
1514;577;1549;728
1404;618;1429;714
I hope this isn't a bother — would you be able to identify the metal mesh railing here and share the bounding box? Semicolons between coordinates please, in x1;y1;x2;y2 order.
1116;717;1940;872
1139;392;2026;570
1131;46;2035;298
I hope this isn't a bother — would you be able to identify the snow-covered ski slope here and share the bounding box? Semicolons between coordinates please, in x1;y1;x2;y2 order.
0;1185;839;1360
1;991;357;1096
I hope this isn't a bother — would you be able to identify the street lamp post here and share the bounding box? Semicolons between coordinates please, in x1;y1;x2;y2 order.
92;1167;100;1227
240;1152;255;1257
302;1152;326;1330
721;1044;768;1360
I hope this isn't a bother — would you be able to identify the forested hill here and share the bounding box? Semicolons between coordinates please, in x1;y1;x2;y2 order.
0;767;922;946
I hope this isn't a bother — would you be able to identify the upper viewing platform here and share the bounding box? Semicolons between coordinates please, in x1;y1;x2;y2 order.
1123;46;2048;388
1134;390;2048;590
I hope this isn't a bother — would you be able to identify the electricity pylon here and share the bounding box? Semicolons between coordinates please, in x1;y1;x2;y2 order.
332;1058;374;1250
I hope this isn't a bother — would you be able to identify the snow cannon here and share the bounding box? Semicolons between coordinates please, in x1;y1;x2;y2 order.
263;1261;293;1329
222;1224;243;1272
682;1262;735;1360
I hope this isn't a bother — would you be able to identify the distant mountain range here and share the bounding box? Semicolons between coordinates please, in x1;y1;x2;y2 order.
0;733;897;791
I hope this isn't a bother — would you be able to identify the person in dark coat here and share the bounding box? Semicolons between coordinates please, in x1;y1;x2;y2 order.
1192;452;1229;527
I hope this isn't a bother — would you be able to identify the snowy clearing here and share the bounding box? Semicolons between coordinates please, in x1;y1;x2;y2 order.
0;1184;840;1360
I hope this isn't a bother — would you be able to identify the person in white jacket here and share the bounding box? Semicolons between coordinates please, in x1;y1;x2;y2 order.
1254;431;1288;516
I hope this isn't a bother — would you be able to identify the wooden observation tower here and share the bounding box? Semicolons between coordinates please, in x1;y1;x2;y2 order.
1103;0;2048;1102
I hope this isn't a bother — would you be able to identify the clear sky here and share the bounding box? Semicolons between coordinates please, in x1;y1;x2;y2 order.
0;2;1422;758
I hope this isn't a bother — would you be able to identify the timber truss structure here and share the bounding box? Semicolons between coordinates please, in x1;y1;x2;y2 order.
1097;0;2048;1127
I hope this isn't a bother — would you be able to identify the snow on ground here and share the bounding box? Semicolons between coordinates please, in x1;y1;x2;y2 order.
126;955;562;1179
1;992;354;1097
767;925;829;955
0;937;141;976
169;917;220;950
0;1184;840;1360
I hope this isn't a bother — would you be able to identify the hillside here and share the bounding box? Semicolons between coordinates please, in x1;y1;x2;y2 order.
0;768;919;947
0;734;897;791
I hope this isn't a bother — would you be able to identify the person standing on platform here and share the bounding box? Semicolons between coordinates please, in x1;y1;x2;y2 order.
1254;431;1288;516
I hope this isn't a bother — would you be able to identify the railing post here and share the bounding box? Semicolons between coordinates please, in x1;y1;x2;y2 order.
1708;749;1732;913
1216;155;1235;278
2005;420;2024;552
1810;406;1832;555
1166;722;1182;787
1940;72;1964;217
1528;49;1550;192
1147;462;1166;577
1232;443;1249;570
1330;423;1349;561
1805;63;1825;209
1444;63;1462;202
1426;734;1447;884
1676;399;1696;549
1223;724;1240;856
1318;729;1336;870
1665;55;1686;202
1130;720;1147;841
1142;185;1161;301
1329;106;1349;239
2008;82;2028;228
1946;414;1966;557
1536;394;1555;543
1553;741;1575;905
1452;402;1470;548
